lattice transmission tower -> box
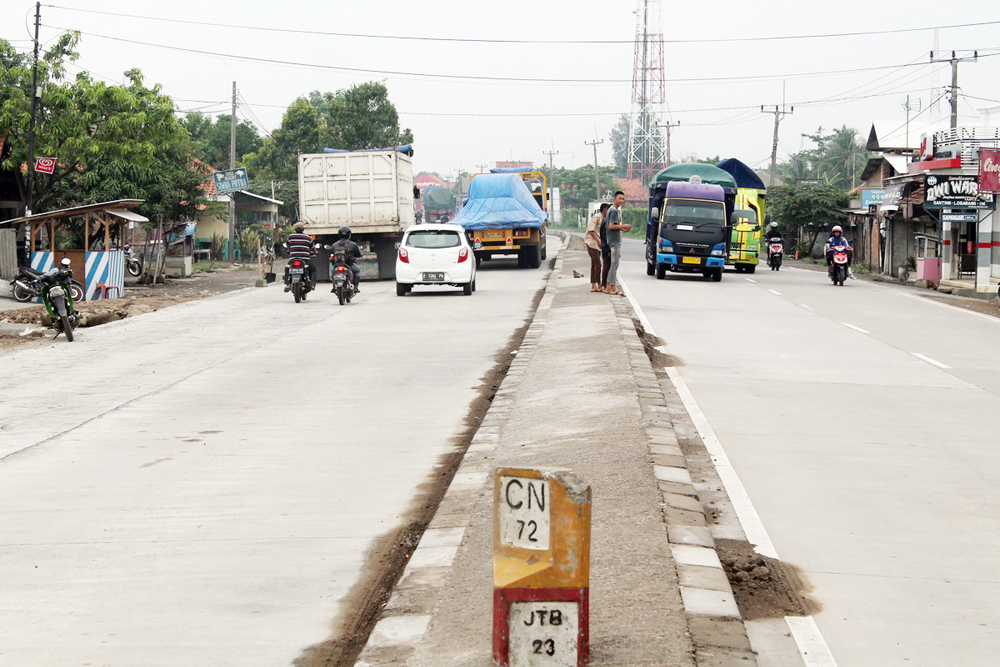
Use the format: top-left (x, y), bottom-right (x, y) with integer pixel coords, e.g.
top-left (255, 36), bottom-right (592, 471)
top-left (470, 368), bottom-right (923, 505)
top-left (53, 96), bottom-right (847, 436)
top-left (627, 0), bottom-right (666, 185)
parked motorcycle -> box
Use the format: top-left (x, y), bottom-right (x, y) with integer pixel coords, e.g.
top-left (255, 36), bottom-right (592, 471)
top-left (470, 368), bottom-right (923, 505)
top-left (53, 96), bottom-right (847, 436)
top-left (39, 258), bottom-right (80, 341)
top-left (329, 247), bottom-right (356, 306)
top-left (11, 265), bottom-right (85, 304)
top-left (124, 243), bottom-right (143, 277)
top-left (829, 243), bottom-right (851, 286)
top-left (766, 238), bottom-right (784, 271)
top-left (286, 258), bottom-right (314, 303)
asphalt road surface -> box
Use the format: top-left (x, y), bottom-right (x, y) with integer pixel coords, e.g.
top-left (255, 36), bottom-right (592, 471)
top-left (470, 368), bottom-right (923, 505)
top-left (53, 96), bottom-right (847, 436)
top-left (0, 241), bottom-right (557, 666)
top-left (619, 236), bottom-right (1000, 667)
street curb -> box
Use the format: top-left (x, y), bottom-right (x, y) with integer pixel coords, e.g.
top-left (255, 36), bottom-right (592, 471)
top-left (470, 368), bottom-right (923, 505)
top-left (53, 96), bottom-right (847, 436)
top-left (610, 295), bottom-right (758, 666)
top-left (353, 249), bottom-right (565, 666)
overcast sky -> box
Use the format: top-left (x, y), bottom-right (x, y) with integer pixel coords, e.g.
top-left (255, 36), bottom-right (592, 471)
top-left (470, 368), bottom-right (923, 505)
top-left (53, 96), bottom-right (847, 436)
top-left (4, 0), bottom-right (1000, 179)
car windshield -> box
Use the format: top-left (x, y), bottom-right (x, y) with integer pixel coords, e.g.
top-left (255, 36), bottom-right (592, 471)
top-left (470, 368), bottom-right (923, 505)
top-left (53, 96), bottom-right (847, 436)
top-left (662, 200), bottom-right (725, 228)
top-left (406, 230), bottom-right (462, 249)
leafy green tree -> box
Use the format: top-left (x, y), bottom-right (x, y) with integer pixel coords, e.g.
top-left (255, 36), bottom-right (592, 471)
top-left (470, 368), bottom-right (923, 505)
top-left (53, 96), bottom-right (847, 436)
top-left (181, 112), bottom-right (262, 169)
top-left (609, 113), bottom-right (630, 176)
top-left (541, 164), bottom-right (620, 210)
top-left (767, 183), bottom-right (848, 254)
top-left (777, 126), bottom-right (869, 190)
top-left (0, 35), bottom-right (204, 221)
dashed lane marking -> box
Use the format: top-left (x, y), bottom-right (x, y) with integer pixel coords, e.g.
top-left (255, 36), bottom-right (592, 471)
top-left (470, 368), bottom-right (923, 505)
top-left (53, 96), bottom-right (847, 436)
top-left (912, 352), bottom-right (951, 369)
top-left (744, 278), bottom-right (757, 283)
top-left (841, 323), bottom-right (870, 334)
top-left (800, 304), bottom-right (814, 312)
top-left (768, 289), bottom-right (782, 295)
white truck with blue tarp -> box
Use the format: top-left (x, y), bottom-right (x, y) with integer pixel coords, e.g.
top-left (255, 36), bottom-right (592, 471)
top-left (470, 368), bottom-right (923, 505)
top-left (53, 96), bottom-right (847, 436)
top-left (452, 170), bottom-right (548, 269)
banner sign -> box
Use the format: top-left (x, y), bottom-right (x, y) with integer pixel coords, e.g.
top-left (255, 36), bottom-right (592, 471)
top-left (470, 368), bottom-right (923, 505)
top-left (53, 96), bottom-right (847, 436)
top-left (979, 149), bottom-right (1000, 194)
top-left (34, 157), bottom-right (56, 174)
top-left (881, 183), bottom-right (906, 212)
top-left (861, 189), bottom-right (885, 208)
top-left (212, 167), bottom-right (250, 194)
top-left (923, 174), bottom-right (994, 210)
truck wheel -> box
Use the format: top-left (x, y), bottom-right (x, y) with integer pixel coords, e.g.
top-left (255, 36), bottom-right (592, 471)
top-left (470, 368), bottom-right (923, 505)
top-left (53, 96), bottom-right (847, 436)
top-left (646, 259), bottom-right (655, 276)
top-left (518, 250), bottom-right (529, 269)
top-left (712, 268), bottom-right (723, 282)
top-left (746, 264), bottom-right (756, 274)
top-left (528, 245), bottom-right (541, 269)
top-left (541, 243), bottom-right (547, 260)
top-left (656, 263), bottom-right (667, 280)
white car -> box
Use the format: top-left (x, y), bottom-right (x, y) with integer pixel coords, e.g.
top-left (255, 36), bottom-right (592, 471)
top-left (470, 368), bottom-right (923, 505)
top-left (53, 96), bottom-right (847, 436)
top-left (395, 224), bottom-right (477, 296)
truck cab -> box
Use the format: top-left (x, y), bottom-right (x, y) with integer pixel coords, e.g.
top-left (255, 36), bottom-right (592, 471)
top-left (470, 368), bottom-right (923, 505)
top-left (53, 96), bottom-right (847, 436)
top-left (648, 180), bottom-right (729, 282)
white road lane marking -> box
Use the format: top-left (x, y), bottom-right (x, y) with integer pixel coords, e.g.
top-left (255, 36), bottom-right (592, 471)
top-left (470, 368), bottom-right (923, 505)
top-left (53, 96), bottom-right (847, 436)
top-left (841, 323), bottom-right (870, 334)
top-left (900, 292), bottom-right (1000, 326)
top-left (665, 367), bottom-right (778, 558)
top-left (912, 352), bottom-right (951, 369)
top-left (800, 304), bottom-right (814, 312)
top-left (785, 616), bottom-right (839, 667)
top-left (744, 278), bottom-right (757, 283)
top-left (626, 285), bottom-right (839, 666)
top-left (768, 289), bottom-right (782, 295)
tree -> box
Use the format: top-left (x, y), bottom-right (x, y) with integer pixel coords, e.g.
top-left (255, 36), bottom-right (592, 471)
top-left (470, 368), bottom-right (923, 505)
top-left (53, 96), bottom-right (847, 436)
top-left (609, 111), bottom-right (666, 178)
top-left (0, 35), bottom-right (205, 222)
top-left (181, 112), bottom-right (262, 169)
top-left (541, 164), bottom-right (620, 210)
top-left (609, 113), bottom-right (630, 176)
top-left (777, 126), bottom-right (869, 190)
top-left (767, 183), bottom-right (848, 254)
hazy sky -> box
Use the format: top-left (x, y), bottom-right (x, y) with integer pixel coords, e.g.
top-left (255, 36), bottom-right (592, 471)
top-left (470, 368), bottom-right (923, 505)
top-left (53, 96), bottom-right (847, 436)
top-left (4, 0), bottom-right (1000, 179)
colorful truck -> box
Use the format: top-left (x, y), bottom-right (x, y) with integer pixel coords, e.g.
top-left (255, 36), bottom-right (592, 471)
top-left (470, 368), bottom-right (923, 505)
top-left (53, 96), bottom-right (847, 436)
top-left (716, 158), bottom-right (768, 273)
top-left (453, 169), bottom-right (548, 269)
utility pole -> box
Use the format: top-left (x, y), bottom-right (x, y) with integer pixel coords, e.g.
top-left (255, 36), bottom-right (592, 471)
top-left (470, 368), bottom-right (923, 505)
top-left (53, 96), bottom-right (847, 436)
top-left (657, 121), bottom-right (680, 166)
top-left (543, 146), bottom-right (559, 187)
top-left (25, 1), bottom-right (41, 216)
top-left (762, 104), bottom-right (793, 189)
top-left (902, 96), bottom-right (921, 149)
top-left (930, 50), bottom-right (978, 129)
top-left (228, 81), bottom-right (237, 260)
top-left (585, 139), bottom-right (603, 200)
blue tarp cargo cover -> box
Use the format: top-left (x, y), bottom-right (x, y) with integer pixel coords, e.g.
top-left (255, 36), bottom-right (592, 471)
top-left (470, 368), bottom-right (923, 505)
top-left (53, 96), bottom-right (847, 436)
top-left (452, 174), bottom-right (548, 231)
top-left (715, 158), bottom-right (766, 191)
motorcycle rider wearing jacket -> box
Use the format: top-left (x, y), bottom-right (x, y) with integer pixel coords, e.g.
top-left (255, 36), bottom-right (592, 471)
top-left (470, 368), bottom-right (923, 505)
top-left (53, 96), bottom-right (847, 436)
top-left (330, 226), bottom-right (363, 292)
top-left (765, 221), bottom-right (782, 240)
top-left (824, 225), bottom-right (853, 278)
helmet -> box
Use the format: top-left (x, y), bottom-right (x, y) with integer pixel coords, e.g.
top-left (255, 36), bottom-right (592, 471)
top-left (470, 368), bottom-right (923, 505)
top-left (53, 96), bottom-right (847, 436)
top-left (294, 223), bottom-right (305, 232)
top-left (769, 221), bottom-right (778, 229)
top-left (832, 225), bottom-right (843, 233)
top-left (338, 226), bottom-right (352, 239)
top-left (59, 257), bottom-right (71, 268)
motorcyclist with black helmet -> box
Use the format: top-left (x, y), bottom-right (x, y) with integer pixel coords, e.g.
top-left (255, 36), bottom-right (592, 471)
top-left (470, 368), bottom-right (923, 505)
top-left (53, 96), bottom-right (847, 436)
top-left (330, 226), bottom-right (363, 292)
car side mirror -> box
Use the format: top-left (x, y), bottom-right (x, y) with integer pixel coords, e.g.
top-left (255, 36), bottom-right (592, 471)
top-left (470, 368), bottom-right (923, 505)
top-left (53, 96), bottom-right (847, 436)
top-left (650, 207), bottom-right (659, 221)
top-left (764, 214), bottom-right (771, 225)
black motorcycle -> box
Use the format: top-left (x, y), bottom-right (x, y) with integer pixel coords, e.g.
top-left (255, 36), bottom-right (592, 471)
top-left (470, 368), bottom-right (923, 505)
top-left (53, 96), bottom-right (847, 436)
top-left (11, 264), bottom-right (85, 304)
top-left (39, 258), bottom-right (80, 341)
top-left (286, 258), bottom-right (314, 303)
top-left (329, 247), bottom-right (356, 306)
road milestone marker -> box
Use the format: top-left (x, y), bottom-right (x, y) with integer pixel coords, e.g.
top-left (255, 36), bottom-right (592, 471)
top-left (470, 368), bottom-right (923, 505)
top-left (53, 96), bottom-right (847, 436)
top-left (493, 467), bottom-right (592, 667)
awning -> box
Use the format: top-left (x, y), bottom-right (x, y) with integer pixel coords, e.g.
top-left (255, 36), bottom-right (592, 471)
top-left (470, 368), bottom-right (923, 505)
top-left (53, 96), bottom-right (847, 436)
top-left (105, 209), bottom-right (149, 223)
top-left (881, 183), bottom-right (906, 212)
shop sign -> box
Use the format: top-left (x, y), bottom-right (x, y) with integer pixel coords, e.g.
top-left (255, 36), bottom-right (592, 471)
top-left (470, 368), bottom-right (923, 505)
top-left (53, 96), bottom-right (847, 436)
top-left (979, 149), bottom-right (1000, 194)
top-left (861, 189), bottom-right (885, 208)
top-left (923, 174), bottom-right (994, 210)
top-left (881, 183), bottom-right (906, 212)
top-left (941, 212), bottom-right (980, 223)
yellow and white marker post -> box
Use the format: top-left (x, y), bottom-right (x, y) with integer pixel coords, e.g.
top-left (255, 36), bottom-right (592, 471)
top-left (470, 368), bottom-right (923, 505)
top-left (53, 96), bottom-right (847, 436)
top-left (493, 467), bottom-right (591, 667)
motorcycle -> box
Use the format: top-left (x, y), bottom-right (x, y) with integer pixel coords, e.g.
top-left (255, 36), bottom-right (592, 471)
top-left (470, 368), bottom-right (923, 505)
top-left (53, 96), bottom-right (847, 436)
top-left (766, 238), bottom-right (784, 271)
top-left (829, 243), bottom-right (851, 286)
top-left (329, 250), bottom-right (356, 306)
top-left (11, 264), bottom-right (85, 304)
top-left (286, 258), bottom-right (314, 303)
top-left (39, 258), bottom-right (80, 341)
top-left (123, 243), bottom-right (143, 277)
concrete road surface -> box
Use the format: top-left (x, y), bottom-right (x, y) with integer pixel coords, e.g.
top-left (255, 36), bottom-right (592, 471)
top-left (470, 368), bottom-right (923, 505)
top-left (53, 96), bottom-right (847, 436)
top-left (0, 241), bottom-right (557, 666)
top-left (619, 237), bottom-right (1000, 667)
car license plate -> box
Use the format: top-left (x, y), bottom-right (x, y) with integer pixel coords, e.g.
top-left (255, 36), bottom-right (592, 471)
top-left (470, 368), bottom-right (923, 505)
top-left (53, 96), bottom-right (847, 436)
top-left (289, 267), bottom-right (304, 274)
top-left (682, 256), bottom-right (701, 265)
top-left (423, 272), bottom-right (445, 281)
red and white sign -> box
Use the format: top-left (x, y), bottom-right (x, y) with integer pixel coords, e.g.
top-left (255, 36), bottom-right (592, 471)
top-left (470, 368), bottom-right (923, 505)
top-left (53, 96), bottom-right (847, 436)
top-left (979, 149), bottom-right (1000, 194)
top-left (34, 157), bottom-right (56, 174)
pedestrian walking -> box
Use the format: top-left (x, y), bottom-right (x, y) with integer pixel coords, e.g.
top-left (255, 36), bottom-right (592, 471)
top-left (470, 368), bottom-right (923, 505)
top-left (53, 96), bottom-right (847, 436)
top-left (585, 204), bottom-right (608, 292)
top-left (603, 191), bottom-right (630, 295)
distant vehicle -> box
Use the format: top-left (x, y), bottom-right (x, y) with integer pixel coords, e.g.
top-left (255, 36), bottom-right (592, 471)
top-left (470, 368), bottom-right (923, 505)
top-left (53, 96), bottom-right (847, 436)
top-left (766, 237), bottom-right (784, 270)
top-left (423, 186), bottom-right (457, 223)
top-left (286, 257), bottom-right (315, 303)
top-left (829, 242), bottom-right (851, 286)
top-left (453, 169), bottom-right (548, 269)
top-left (297, 145), bottom-right (416, 281)
top-left (647, 179), bottom-right (729, 282)
top-left (395, 224), bottom-right (477, 296)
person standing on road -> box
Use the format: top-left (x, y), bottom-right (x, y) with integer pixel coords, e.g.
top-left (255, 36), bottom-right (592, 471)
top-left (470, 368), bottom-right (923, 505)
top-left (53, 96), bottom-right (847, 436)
top-left (585, 203), bottom-right (608, 292)
top-left (603, 191), bottom-right (631, 295)
top-left (600, 205), bottom-right (611, 289)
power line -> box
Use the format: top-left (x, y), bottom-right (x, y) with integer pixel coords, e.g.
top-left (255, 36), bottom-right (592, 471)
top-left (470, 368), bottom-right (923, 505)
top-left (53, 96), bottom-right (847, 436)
top-left (42, 6), bottom-right (1000, 46)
